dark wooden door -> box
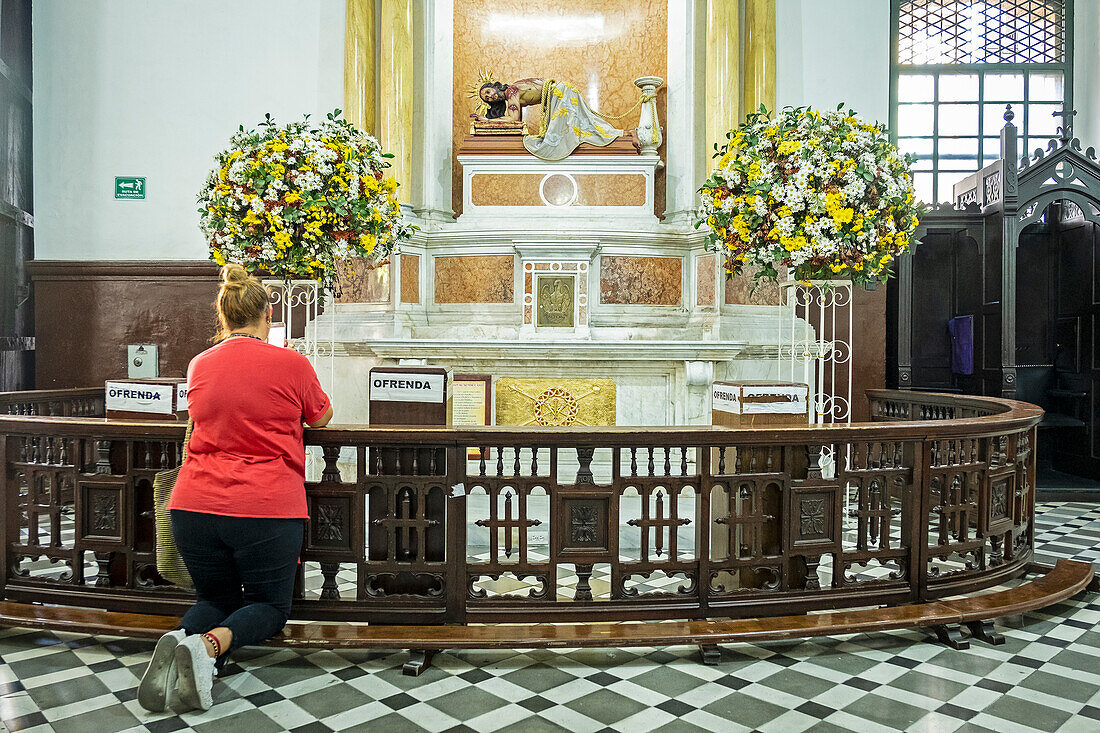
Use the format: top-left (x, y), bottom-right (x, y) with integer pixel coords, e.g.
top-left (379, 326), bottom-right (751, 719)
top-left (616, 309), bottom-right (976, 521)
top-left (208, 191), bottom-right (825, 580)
top-left (1013, 204), bottom-right (1100, 478)
top-left (1049, 210), bottom-right (1100, 476)
top-left (0, 0), bottom-right (33, 391)
top-left (903, 225), bottom-right (988, 394)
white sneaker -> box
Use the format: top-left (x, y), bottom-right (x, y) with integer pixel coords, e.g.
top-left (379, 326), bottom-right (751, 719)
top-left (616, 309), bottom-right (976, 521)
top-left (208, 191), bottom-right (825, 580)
top-left (137, 629), bottom-right (185, 712)
top-left (172, 634), bottom-right (217, 712)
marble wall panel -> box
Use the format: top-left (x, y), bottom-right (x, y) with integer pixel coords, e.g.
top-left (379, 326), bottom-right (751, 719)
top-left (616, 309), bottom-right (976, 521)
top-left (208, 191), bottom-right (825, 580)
top-left (452, 0), bottom-right (668, 217)
top-left (434, 254), bottom-right (515, 303)
top-left (696, 254), bottom-right (716, 306)
top-left (400, 253), bottom-right (420, 303)
top-left (723, 264), bottom-right (787, 306)
top-left (541, 174), bottom-right (574, 206)
top-left (600, 255), bottom-right (681, 305)
top-left (470, 173), bottom-right (647, 207)
top-left (573, 174), bottom-right (646, 206)
top-left (336, 259), bottom-right (390, 303)
top-left (470, 174), bottom-right (543, 206)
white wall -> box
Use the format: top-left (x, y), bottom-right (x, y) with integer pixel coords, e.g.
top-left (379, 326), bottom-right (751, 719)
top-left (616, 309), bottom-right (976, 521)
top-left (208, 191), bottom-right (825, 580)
top-left (775, 0), bottom-right (891, 124)
top-left (33, 0), bottom-right (345, 261)
top-left (1074, 0), bottom-right (1100, 148)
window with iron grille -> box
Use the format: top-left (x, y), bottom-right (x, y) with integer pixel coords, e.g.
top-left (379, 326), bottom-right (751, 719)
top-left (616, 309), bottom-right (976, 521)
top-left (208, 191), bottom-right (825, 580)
top-left (891, 0), bottom-right (1073, 204)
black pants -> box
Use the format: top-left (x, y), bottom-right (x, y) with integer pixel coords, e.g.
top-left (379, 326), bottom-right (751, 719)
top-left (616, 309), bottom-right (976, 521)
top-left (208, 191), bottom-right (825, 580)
top-left (171, 510), bottom-right (303, 653)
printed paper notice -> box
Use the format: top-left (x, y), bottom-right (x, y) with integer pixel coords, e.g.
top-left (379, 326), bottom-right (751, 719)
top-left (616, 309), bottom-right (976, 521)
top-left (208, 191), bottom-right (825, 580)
top-left (369, 372), bottom-right (445, 403)
top-left (105, 382), bottom-right (174, 415)
top-left (711, 385), bottom-right (741, 414)
top-left (452, 380), bottom-right (488, 426)
top-left (740, 385), bottom-right (808, 414)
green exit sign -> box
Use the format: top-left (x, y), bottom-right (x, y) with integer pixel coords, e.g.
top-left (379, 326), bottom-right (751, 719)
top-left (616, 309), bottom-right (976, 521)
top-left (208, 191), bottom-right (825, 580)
top-left (114, 176), bottom-right (146, 199)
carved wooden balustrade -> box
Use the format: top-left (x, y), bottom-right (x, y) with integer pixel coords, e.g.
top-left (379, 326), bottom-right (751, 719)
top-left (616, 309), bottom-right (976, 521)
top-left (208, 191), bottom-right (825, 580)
top-left (0, 387), bottom-right (104, 418)
top-left (0, 389), bottom-right (1041, 625)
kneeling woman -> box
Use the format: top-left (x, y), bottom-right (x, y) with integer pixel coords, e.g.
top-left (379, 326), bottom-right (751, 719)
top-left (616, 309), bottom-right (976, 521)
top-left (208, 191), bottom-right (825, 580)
top-left (139, 264), bottom-right (333, 713)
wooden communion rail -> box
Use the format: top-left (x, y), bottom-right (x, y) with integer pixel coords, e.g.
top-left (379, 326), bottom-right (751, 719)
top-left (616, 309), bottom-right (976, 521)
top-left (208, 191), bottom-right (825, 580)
top-left (0, 388), bottom-right (1094, 674)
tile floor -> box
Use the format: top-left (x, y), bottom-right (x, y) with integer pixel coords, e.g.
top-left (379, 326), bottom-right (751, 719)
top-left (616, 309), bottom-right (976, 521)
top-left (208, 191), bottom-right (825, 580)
top-left (0, 501), bottom-right (1097, 733)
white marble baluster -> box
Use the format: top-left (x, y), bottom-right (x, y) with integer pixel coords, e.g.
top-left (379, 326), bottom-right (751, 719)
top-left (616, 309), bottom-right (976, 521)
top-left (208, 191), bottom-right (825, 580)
top-left (634, 76), bottom-right (664, 157)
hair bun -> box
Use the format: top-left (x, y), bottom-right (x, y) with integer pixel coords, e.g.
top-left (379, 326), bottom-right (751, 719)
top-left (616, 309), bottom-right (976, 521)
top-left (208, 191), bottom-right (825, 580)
top-left (220, 263), bottom-right (251, 285)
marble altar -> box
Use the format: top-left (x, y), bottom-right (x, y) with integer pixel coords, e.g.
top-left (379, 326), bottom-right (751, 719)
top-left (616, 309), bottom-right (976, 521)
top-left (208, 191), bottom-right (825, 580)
top-left (313, 220), bottom-right (800, 430)
top-left (309, 4), bottom-right (809, 435)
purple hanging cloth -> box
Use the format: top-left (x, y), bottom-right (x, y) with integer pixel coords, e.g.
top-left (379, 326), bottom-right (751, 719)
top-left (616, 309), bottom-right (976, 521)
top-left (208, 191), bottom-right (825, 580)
top-left (948, 316), bottom-right (974, 376)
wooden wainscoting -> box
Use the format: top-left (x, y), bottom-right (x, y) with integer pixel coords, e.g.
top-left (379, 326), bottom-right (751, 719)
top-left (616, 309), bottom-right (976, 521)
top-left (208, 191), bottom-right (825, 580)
top-left (28, 260), bottom-right (220, 388)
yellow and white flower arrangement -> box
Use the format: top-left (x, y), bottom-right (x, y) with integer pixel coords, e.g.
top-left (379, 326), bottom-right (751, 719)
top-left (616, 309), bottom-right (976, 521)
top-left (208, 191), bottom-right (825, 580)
top-left (198, 109), bottom-right (412, 292)
top-left (697, 105), bottom-right (923, 287)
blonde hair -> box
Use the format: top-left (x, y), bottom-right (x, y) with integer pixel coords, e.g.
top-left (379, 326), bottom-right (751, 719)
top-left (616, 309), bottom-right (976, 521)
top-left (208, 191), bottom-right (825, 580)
top-left (214, 264), bottom-right (270, 341)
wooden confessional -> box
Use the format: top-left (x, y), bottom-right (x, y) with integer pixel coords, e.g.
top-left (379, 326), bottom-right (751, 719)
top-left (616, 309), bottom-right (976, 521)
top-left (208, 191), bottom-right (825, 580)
top-left (890, 108), bottom-right (1100, 478)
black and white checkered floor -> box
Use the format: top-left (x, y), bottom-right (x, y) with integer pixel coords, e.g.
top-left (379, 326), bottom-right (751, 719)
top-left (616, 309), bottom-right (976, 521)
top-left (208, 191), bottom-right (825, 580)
top-left (1, 501), bottom-right (1098, 733)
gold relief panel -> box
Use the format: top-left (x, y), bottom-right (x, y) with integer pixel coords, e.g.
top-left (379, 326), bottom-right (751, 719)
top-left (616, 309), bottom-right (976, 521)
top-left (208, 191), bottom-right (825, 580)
top-left (496, 377), bottom-right (616, 427)
top-left (400, 253), bottom-right (420, 304)
top-left (434, 254), bottom-right (515, 304)
top-left (452, 0), bottom-right (668, 217)
top-left (535, 275), bottom-right (575, 328)
top-left (523, 260), bottom-right (589, 327)
top-left (335, 259), bottom-right (390, 303)
top-left (600, 255), bottom-right (681, 306)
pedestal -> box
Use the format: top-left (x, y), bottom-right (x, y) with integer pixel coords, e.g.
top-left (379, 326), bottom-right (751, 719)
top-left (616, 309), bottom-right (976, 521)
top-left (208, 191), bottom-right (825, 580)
top-left (456, 154), bottom-right (660, 226)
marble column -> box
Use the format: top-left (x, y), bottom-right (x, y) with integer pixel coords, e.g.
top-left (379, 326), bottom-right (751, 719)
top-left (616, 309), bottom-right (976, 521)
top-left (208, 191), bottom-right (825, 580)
top-left (744, 0), bottom-right (776, 115)
top-left (412, 0), bottom-right (454, 226)
top-left (344, 0), bottom-right (376, 135)
top-left (663, 0), bottom-right (707, 228)
top-left (705, 0), bottom-right (740, 154)
top-left (380, 0), bottom-right (414, 205)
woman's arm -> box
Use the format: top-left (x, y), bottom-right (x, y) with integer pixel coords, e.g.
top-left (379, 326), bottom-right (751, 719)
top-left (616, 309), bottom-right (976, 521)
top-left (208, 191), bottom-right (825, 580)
top-left (306, 404), bottom-right (333, 428)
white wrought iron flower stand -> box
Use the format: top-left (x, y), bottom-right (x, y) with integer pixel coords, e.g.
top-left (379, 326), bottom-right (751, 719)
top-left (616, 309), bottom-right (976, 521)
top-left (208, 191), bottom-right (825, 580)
top-left (262, 279), bottom-right (336, 383)
top-left (777, 280), bottom-right (854, 428)
top-left (264, 279), bottom-right (336, 481)
top-left (777, 279), bottom-right (856, 519)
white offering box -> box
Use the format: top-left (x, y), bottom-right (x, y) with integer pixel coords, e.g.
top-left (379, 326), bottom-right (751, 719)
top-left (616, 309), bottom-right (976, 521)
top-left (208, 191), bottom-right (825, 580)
top-left (104, 378), bottom-right (188, 422)
top-left (711, 381), bottom-right (810, 428)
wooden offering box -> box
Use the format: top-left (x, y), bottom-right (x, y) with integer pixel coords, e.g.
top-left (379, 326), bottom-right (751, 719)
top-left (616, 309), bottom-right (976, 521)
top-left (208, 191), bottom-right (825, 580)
top-left (711, 381), bottom-right (810, 428)
top-left (710, 381), bottom-right (809, 581)
top-left (366, 366), bottom-right (452, 571)
top-left (104, 378), bottom-right (188, 422)
top-left (368, 367), bottom-right (452, 426)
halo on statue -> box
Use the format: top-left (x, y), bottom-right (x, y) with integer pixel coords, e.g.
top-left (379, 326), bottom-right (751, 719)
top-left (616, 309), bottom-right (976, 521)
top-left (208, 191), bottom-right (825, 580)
top-left (465, 67), bottom-right (496, 115)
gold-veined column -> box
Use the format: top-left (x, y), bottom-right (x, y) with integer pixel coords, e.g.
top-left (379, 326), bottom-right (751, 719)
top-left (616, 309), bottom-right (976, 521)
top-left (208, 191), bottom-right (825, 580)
top-left (744, 0), bottom-right (776, 115)
top-left (344, 0), bottom-right (375, 135)
top-left (705, 0), bottom-right (740, 155)
top-left (380, 0), bottom-right (413, 203)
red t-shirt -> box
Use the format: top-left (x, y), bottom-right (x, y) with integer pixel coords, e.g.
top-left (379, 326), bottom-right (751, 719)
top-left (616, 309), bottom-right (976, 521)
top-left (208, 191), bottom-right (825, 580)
top-left (168, 337), bottom-right (331, 519)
